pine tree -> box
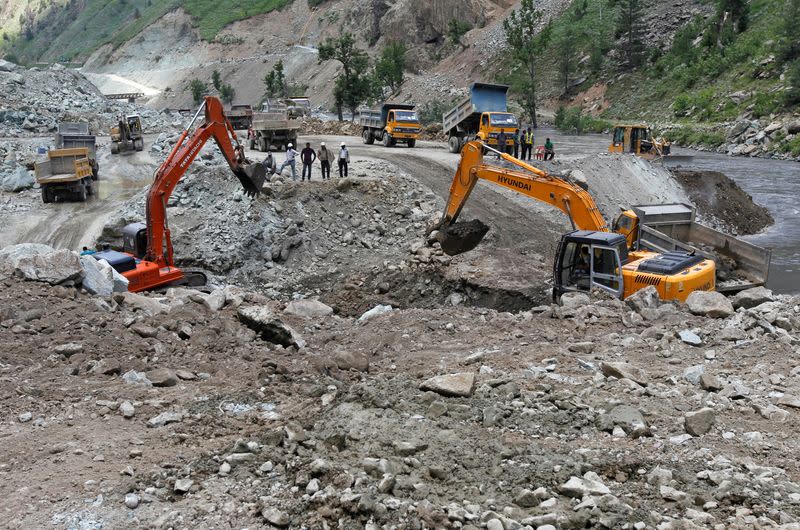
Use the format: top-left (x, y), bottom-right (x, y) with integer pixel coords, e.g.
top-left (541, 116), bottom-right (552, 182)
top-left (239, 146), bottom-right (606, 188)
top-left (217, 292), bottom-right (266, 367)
top-left (616, 0), bottom-right (645, 69)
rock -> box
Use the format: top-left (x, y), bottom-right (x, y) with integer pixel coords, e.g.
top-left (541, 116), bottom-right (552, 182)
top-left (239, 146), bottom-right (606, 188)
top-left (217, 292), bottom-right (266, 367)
top-left (174, 479), bottom-right (194, 493)
top-left (514, 489), bottom-right (539, 508)
top-left (261, 507), bottom-right (290, 527)
top-left (54, 342), bottom-right (83, 358)
top-left (679, 329), bottom-right (702, 346)
top-left (119, 401), bottom-right (135, 418)
top-left (202, 289), bottom-right (226, 311)
top-left (600, 361), bottom-right (648, 386)
top-left (124, 493), bottom-right (139, 509)
top-left (684, 408), bottom-right (715, 436)
top-left (334, 351), bottom-right (370, 372)
top-left (122, 370), bottom-right (152, 386)
top-left (560, 472), bottom-right (611, 497)
top-left (660, 485), bottom-right (687, 502)
top-left (0, 244), bottom-right (83, 285)
top-left (0, 59), bottom-right (17, 72)
top-left (283, 299), bottom-right (333, 318)
top-left (419, 372), bottom-right (475, 397)
top-left (486, 520), bottom-right (504, 530)
top-left (731, 286), bottom-right (773, 309)
top-left (79, 255), bottom-right (114, 297)
top-left (145, 368), bottom-right (177, 387)
top-left (560, 291), bottom-right (590, 309)
top-left (787, 121), bottom-right (800, 135)
top-left (175, 370), bottom-right (196, 380)
top-left (1, 166), bottom-right (34, 192)
top-left (700, 373), bottom-right (723, 391)
top-left (778, 394), bottom-right (800, 408)
top-left (130, 323), bottom-right (158, 338)
top-left (146, 411), bottom-right (183, 428)
top-left (96, 259), bottom-right (129, 292)
top-left (683, 364), bottom-right (705, 385)
top-left (115, 291), bottom-right (168, 315)
top-left (358, 304), bottom-right (394, 322)
top-left (625, 285), bottom-right (660, 312)
top-left (237, 306), bottom-right (305, 348)
top-left (604, 405), bottom-right (649, 437)
top-left (393, 440), bottom-right (428, 456)
top-left (18, 412), bottom-right (32, 423)
top-left (685, 291), bottom-right (734, 318)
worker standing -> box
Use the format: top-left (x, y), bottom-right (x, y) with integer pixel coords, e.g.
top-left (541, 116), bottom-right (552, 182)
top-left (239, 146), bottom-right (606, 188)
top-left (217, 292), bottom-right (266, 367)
top-left (278, 143), bottom-right (301, 181)
top-left (496, 130), bottom-right (507, 158)
top-left (513, 129), bottom-right (520, 158)
top-left (544, 138), bottom-right (555, 161)
top-left (523, 127), bottom-right (534, 161)
top-left (338, 142), bottom-right (350, 178)
top-left (317, 142), bottom-right (333, 180)
top-left (300, 142), bottom-right (316, 181)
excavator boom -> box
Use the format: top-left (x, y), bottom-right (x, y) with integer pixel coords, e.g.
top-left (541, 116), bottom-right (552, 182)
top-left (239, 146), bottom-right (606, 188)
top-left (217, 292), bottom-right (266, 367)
top-left (115, 96), bottom-right (265, 292)
top-left (433, 141), bottom-right (607, 255)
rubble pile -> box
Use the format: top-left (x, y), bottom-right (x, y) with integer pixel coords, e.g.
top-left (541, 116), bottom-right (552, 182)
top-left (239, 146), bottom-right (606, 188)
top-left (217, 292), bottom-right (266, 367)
top-left (3, 245), bottom-right (800, 528)
top-left (298, 116), bottom-right (362, 136)
top-left (0, 61), bottom-right (186, 138)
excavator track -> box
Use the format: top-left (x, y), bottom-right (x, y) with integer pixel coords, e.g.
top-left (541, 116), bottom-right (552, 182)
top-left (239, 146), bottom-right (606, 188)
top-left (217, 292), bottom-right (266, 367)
top-left (151, 268), bottom-right (211, 293)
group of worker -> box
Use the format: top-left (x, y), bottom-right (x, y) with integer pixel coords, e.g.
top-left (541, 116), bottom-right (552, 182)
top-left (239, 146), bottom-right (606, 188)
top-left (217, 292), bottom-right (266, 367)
top-left (262, 141), bottom-right (351, 181)
top-left (496, 128), bottom-right (555, 161)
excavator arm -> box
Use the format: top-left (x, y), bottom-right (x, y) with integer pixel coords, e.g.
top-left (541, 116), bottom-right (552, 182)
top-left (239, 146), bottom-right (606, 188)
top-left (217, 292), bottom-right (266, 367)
top-left (432, 141), bottom-right (608, 255)
top-left (145, 96), bottom-right (266, 267)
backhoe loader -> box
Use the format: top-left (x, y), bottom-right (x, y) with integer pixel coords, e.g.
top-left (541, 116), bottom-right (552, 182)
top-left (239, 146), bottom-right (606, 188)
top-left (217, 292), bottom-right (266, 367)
top-left (608, 124), bottom-right (692, 162)
top-left (92, 96), bottom-right (266, 292)
top-left (430, 141), bottom-right (717, 302)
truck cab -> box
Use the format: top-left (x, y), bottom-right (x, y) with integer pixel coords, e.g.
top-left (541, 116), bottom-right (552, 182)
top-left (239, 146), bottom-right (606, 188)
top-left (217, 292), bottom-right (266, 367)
top-left (385, 108), bottom-right (421, 145)
top-left (360, 103), bottom-right (421, 147)
top-left (479, 112), bottom-right (518, 150)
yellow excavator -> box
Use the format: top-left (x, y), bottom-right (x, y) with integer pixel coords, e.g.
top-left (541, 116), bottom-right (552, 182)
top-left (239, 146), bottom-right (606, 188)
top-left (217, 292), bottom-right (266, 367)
top-left (430, 141), bottom-right (716, 302)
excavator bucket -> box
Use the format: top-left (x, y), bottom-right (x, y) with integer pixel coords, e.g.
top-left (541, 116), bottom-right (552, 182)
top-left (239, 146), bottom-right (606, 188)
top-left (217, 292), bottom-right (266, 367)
top-left (233, 162), bottom-right (266, 197)
top-left (436, 219), bottom-right (490, 256)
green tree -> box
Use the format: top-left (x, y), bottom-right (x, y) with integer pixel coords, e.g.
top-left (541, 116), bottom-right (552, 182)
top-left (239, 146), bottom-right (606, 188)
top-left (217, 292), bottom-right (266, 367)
top-left (778, 0), bottom-right (800, 64)
top-left (318, 33), bottom-right (371, 121)
top-left (189, 79), bottom-right (207, 105)
top-left (219, 83), bottom-right (235, 103)
top-left (373, 41), bottom-right (406, 95)
top-left (616, 0), bottom-right (644, 69)
top-left (503, 0), bottom-right (550, 127)
top-left (557, 26), bottom-right (578, 96)
top-left (264, 60), bottom-right (286, 97)
top-left (448, 18), bottom-right (472, 46)
top-left (211, 69), bottom-right (222, 91)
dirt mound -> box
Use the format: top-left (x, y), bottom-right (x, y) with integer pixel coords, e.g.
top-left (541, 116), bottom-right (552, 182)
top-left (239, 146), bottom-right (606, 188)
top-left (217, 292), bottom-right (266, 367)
top-left (672, 169), bottom-right (774, 235)
top-left (298, 117), bottom-right (362, 137)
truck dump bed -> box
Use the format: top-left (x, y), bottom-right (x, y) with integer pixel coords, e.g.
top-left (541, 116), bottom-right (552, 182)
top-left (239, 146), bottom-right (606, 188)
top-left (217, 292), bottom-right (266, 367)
top-left (55, 122), bottom-right (97, 157)
top-left (35, 148), bottom-right (94, 183)
top-left (251, 111), bottom-right (299, 131)
top-left (359, 103), bottom-right (415, 129)
top-left (633, 203), bottom-right (771, 291)
top-left (443, 83), bottom-right (509, 133)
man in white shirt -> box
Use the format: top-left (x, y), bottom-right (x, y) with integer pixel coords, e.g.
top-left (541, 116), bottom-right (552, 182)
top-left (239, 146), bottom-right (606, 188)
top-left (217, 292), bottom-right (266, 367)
top-left (338, 142), bottom-right (350, 178)
top-left (278, 143), bottom-right (301, 181)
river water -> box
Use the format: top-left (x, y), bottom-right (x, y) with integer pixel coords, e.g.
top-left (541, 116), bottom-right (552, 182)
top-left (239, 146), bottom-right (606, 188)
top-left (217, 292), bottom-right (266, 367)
top-left (533, 127), bottom-right (800, 293)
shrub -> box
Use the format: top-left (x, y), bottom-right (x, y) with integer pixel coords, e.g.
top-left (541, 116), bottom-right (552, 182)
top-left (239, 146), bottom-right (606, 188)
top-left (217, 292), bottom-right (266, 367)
top-left (555, 106), bottom-right (610, 134)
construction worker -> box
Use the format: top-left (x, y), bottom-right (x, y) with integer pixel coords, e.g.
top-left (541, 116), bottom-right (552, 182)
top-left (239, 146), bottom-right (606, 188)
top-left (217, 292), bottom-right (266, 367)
top-left (300, 142), bottom-right (316, 181)
top-left (263, 149), bottom-right (277, 176)
top-left (278, 142), bottom-right (300, 181)
top-left (544, 138), bottom-right (555, 161)
top-left (523, 127), bottom-right (534, 161)
top-left (317, 142), bottom-right (333, 180)
top-left (496, 130), bottom-right (507, 158)
top-left (338, 142), bottom-right (350, 178)
top-left (513, 129), bottom-right (520, 158)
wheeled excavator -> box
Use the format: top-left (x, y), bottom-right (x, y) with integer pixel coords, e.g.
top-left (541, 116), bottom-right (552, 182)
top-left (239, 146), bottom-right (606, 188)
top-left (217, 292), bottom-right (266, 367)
top-left (92, 96), bottom-right (266, 292)
top-left (430, 141), bottom-right (717, 302)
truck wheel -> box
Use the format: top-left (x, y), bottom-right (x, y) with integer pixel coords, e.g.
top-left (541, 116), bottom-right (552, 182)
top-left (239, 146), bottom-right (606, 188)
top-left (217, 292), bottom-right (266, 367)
top-left (448, 136), bottom-right (461, 153)
top-left (249, 138), bottom-right (256, 150)
top-left (259, 137), bottom-right (267, 152)
top-left (407, 139), bottom-right (416, 148)
top-left (383, 133), bottom-right (392, 147)
top-left (111, 142), bottom-right (120, 154)
top-left (362, 129), bottom-right (374, 145)
top-left (41, 187), bottom-right (51, 204)
top-left (91, 160), bottom-right (99, 180)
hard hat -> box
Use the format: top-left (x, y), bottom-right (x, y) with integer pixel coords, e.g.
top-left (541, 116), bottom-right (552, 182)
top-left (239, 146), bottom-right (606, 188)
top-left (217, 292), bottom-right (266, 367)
top-left (287, 143), bottom-right (293, 148)
top-left (320, 142), bottom-right (325, 146)
top-left (340, 142), bottom-right (346, 146)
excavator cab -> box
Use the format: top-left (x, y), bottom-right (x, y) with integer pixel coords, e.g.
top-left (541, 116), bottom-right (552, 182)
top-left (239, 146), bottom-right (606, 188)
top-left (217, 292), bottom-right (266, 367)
top-left (553, 231), bottom-right (629, 301)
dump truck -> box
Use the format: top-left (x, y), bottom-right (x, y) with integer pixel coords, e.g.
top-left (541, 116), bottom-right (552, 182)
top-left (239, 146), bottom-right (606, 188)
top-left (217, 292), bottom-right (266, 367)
top-left (55, 122), bottom-right (99, 179)
top-left (623, 203), bottom-right (771, 291)
top-left (443, 83), bottom-right (519, 154)
top-left (35, 147), bottom-right (95, 203)
top-left (110, 115), bottom-right (144, 154)
top-left (287, 97), bottom-right (311, 118)
top-left (249, 110), bottom-right (299, 152)
top-left (227, 104), bottom-right (254, 130)
top-left (359, 103), bottom-right (421, 148)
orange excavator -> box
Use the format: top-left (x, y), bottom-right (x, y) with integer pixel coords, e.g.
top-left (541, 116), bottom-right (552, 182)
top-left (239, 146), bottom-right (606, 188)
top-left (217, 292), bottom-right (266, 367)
top-left (93, 96), bottom-right (266, 292)
top-left (430, 141), bottom-right (716, 302)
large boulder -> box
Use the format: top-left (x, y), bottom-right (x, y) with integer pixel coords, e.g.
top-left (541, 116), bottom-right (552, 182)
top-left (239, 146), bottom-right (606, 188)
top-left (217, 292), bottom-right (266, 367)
top-left (419, 372), bottom-right (476, 397)
top-left (238, 305), bottom-right (305, 348)
top-left (79, 256), bottom-right (114, 297)
top-left (685, 291), bottom-right (734, 318)
top-left (731, 286), bottom-right (773, 309)
top-left (1, 166), bottom-right (35, 192)
top-left (0, 244), bottom-right (83, 285)
top-left (625, 286), bottom-right (660, 313)
top-left (284, 299), bottom-right (334, 318)
top-left (0, 59), bottom-right (17, 72)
